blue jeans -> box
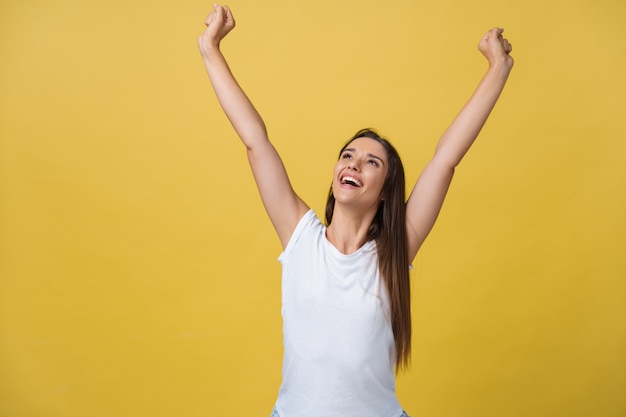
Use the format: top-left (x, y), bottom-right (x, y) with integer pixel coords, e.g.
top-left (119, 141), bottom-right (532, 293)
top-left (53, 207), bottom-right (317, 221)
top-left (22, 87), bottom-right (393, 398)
top-left (270, 407), bottom-right (410, 417)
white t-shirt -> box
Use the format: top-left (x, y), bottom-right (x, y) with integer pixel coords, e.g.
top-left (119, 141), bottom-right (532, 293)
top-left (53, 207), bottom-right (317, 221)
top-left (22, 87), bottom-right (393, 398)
top-left (275, 210), bottom-right (403, 417)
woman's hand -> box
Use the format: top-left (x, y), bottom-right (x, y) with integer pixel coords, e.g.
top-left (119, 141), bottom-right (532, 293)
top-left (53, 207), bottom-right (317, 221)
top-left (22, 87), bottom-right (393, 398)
top-left (478, 27), bottom-right (514, 69)
top-left (198, 4), bottom-right (236, 56)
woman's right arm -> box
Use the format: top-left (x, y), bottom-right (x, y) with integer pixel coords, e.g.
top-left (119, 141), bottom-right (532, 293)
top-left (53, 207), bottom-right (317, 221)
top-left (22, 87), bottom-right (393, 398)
top-left (198, 4), bottom-right (309, 248)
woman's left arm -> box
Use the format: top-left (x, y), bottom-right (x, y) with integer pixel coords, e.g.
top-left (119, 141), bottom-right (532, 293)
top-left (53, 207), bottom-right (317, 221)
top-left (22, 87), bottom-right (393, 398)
top-left (406, 28), bottom-right (514, 261)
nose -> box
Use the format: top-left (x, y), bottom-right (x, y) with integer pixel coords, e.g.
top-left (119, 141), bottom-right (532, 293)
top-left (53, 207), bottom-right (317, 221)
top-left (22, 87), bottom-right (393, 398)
top-left (348, 159), bottom-right (360, 171)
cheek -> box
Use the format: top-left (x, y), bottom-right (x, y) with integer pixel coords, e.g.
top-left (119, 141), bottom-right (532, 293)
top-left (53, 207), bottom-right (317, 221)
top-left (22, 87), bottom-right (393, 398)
top-left (376, 170), bottom-right (389, 187)
top-left (367, 175), bottom-right (386, 198)
top-left (375, 172), bottom-right (389, 196)
top-left (332, 164), bottom-right (342, 180)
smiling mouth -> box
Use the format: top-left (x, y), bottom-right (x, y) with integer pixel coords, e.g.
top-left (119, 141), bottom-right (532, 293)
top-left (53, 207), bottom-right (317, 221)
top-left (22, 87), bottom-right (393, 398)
top-left (341, 175), bottom-right (362, 187)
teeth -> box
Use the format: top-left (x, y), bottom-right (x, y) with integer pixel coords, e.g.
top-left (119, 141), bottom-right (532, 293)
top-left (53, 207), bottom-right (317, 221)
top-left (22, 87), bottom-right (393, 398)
top-left (341, 176), bottom-right (362, 186)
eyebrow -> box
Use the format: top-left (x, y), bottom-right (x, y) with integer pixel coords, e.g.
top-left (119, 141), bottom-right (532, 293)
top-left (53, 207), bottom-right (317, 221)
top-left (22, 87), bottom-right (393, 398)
top-left (344, 148), bottom-right (385, 165)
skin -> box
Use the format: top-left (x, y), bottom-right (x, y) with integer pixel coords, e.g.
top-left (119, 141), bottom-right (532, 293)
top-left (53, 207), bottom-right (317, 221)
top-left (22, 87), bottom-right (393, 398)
top-left (328, 137), bottom-right (389, 254)
top-left (198, 4), bottom-right (514, 260)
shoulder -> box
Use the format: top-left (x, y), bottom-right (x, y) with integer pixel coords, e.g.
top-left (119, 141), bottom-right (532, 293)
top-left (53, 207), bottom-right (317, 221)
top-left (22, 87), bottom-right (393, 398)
top-left (278, 209), bottom-right (322, 264)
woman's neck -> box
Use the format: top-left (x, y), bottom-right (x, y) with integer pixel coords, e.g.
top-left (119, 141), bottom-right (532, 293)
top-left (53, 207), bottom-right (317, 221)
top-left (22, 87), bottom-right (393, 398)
top-left (325, 205), bottom-right (377, 255)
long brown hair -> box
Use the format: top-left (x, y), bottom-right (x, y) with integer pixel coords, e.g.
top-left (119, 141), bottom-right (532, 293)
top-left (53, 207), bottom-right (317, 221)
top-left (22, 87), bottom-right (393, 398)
top-left (325, 128), bottom-right (411, 371)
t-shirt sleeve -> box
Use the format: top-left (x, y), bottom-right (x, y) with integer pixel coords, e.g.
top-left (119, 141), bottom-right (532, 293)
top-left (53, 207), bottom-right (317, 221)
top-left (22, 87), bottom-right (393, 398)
top-left (278, 209), bottom-right (316, 265)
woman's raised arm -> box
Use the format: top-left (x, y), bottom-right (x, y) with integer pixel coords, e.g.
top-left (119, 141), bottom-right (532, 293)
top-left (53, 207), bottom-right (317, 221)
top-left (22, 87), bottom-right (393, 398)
top-left (405, 28), bottom-right (514, 261)
top-left (198, 4), bottom-right (309, 248)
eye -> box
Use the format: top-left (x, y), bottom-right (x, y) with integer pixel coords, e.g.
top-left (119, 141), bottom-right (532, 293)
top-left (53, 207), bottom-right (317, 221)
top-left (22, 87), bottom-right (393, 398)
top-left (341, 152), bottom-right (353, 160)
top-left (367, 159), bottom-right (379, 167)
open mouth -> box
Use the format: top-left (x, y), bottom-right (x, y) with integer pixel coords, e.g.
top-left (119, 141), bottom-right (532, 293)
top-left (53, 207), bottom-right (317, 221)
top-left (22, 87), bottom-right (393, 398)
top-left (341, 175), bottom-right (362, 187)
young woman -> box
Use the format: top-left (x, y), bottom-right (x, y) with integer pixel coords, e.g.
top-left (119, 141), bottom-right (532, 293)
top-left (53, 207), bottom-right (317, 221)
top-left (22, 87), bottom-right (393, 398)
top-left (198, 4), bottom-right (513, 417)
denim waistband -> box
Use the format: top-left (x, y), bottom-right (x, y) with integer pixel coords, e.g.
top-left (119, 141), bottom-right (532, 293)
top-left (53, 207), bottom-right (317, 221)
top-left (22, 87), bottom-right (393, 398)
top-left (270, 407), bottom-right (411, 417)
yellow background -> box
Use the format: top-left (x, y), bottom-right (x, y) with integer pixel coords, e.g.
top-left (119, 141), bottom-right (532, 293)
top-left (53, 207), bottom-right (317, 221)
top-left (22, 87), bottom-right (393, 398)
top-left (1, 0), bottom-right (625, 416)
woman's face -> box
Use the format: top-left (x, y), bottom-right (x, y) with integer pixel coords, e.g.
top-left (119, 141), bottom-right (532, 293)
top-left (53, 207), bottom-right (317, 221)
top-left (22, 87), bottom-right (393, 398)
top-left (331, 137), bottom-right (389, 211)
